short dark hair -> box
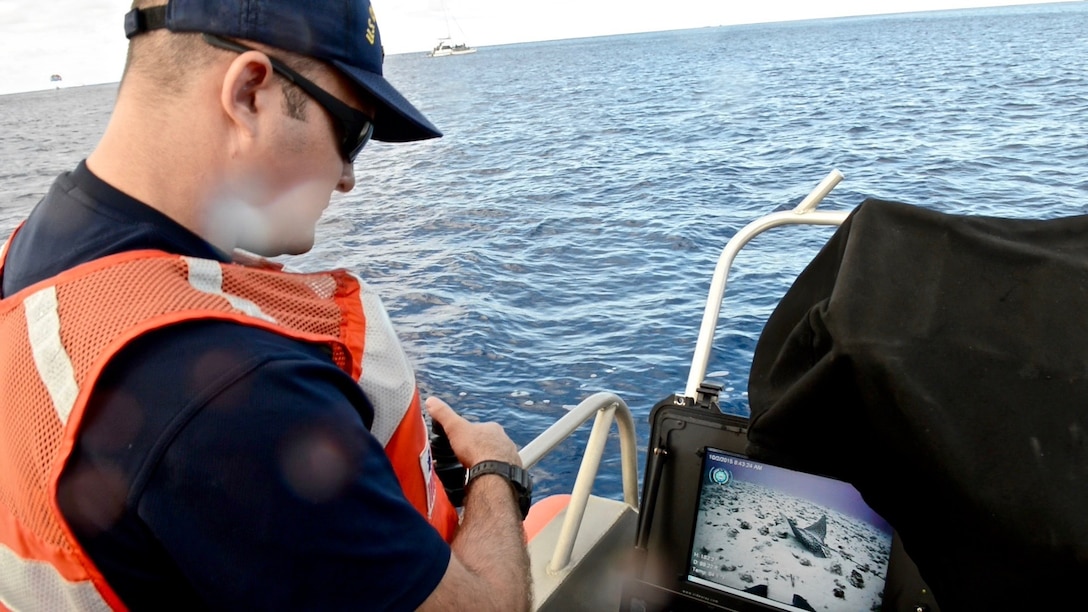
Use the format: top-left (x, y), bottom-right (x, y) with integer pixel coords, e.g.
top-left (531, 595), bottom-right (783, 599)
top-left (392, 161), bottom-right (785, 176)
top-left (122, 1), bottom-right (217, 94)
top-left (123, 0), bottom-right (323, 115)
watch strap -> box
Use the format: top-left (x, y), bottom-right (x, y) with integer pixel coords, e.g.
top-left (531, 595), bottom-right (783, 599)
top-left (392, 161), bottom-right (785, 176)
top-left (464, 460), bottom-right (532, 519)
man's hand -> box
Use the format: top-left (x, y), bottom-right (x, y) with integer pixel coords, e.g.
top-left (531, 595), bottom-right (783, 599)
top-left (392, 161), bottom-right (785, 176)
top-left (425, 397), bottom-right (522, 468)
top-left (418, 397), bottom-right (532, 612)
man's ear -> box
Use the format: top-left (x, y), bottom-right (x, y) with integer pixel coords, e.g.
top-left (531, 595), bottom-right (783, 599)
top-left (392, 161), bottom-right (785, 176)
top-left (219, 51), bottom-right (277, 149)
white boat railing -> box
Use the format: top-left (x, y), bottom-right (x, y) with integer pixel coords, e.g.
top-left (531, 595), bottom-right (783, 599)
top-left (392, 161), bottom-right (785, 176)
top-left (519, 391), bottom-right (639, 573)
top-left (684, 169), bottom-right (851, 399)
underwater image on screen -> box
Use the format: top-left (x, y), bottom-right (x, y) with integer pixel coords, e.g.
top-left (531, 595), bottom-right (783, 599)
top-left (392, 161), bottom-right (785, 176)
top-left (687, 450), bottom-right (893, 611)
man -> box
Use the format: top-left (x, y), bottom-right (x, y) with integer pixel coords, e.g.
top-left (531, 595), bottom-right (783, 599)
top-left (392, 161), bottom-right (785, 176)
top-left (0, 1), bottom-right (531, 610)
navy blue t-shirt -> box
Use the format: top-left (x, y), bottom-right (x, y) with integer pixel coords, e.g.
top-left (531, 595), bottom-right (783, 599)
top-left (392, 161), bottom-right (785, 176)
top-left (1, 163), bottom-right (451, 610)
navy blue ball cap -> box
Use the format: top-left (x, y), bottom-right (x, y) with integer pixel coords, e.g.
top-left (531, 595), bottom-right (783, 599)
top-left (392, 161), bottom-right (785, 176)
top-left (125, 0), bottom-right (441, 142)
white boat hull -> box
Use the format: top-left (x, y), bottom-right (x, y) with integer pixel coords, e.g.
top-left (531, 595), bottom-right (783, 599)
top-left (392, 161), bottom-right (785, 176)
top-left (429, 47), bottom-right (476, 57)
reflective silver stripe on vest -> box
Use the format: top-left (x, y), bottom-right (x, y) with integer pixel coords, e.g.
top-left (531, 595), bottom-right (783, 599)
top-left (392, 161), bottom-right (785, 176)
top-left (23, 287), bottom-right (79, 424)
top-left (0, 543), bottom-right (113, 611)
top-left (355, 278), bottom-right (416, 446)
top-left (184, 257), bottom-right (276, 323)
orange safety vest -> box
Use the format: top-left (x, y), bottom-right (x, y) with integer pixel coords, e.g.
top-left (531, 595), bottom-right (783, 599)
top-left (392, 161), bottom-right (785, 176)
top-left (0, 247), bottom-right (459, 611)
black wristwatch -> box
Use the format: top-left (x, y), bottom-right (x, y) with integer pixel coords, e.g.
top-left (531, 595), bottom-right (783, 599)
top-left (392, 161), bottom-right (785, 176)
top-left (464, 460), bottom-right (533, 520)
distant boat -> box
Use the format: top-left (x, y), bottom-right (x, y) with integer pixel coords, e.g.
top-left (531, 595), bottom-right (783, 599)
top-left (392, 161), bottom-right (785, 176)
top-left (428, 3), bottom-right (475, 57)
top-left (50, 74), bottom-right (62, 82)
top-left (429, 38), bottom-right (476, 57)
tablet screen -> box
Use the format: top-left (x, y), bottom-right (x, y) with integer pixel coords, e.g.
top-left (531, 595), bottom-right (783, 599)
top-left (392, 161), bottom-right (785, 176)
top-left (687, 449), bottom-right (894, 611)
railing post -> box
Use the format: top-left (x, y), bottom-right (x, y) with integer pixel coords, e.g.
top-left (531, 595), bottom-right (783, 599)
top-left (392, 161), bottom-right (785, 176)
top-left (517, 392), bottom-right (639, 573)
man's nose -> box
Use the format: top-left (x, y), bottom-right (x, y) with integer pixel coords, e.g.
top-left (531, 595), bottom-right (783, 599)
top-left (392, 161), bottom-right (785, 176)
top-left (336, 160), bottom-right (356, 193)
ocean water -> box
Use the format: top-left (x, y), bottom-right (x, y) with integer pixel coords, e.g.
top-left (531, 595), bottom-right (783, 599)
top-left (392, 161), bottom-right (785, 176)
top-left (2, 2), bottom-right (1086, 498)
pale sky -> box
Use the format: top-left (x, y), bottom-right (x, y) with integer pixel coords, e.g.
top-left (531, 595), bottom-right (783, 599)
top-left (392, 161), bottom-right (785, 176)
top-left (0, 0), bottom-right (1066, 95)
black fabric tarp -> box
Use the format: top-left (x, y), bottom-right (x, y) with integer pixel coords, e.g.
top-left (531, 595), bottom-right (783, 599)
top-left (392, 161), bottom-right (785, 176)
top-left (747, 199), bottom-right (1088, 610)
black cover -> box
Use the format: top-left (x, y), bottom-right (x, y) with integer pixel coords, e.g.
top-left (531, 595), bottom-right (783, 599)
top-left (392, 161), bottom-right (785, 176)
top-left (747, 199), bottom-right (1088, 610)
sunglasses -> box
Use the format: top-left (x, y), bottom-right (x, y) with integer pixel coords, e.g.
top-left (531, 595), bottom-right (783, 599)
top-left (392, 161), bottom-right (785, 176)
top-left (203, 33), bottom-right (374, 163)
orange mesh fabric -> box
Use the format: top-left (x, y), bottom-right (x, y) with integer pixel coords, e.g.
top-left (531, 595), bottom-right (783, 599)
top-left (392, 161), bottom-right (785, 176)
top-left (47, 254), bottom-right (357, 392)
top-left (218, 265), bottom-right (356, 372)
top-left (0, 301), bottom-right (71, 556)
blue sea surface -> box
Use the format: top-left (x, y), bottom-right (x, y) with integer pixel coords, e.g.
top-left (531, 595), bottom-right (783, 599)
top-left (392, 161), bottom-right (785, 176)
top-left (2, 2), bottom-right (1086, 499)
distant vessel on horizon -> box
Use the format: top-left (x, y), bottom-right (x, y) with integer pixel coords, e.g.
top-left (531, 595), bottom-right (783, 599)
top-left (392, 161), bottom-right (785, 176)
top-left (50, 74), bottom-right (62, 82)
top-left (429, 38), bottom-right (476, 57)
top-left (428, 2), bottom-right (475, 57)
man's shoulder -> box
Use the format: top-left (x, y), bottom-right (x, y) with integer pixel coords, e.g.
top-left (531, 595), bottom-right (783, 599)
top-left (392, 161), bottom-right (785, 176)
top-left (87, 318), bottom-right (374, 492)
top-left (2, 162), bottom-right (226, 295)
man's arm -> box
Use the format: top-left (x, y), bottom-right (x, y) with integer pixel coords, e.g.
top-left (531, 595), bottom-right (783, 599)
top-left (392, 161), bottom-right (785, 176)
top-left (417, 398), bottom-right (532, 612)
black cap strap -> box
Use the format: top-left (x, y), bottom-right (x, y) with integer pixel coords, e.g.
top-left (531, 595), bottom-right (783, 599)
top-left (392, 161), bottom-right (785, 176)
top-left (124, 5), bottom-right (168, 39)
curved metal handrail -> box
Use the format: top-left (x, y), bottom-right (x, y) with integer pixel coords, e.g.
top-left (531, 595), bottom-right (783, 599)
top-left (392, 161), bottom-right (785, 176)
top-left (518, 391), bottom-right (638, 573)
top-left (684, 169), bottom-right (850, 398)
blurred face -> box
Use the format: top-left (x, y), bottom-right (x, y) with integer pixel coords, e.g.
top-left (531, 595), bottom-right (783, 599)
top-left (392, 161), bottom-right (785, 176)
top-left (208, 38), bottom-right (374, 257)
top-left (244, 71), bottom-right (365, 256)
